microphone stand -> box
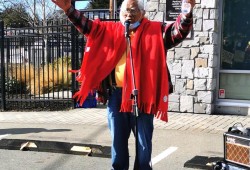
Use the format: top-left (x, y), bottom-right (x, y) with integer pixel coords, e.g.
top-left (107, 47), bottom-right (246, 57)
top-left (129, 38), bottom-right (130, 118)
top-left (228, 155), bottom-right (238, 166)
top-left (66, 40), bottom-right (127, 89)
top-left (125, 32), bottom-right (140, 170)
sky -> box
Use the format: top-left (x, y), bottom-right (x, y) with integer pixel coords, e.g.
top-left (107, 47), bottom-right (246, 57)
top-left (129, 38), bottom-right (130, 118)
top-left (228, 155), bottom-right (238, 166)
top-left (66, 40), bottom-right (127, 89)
top-left (0, 1), bottom-right (89, 10)
top-left (75, 1), bottom-right (89, 10)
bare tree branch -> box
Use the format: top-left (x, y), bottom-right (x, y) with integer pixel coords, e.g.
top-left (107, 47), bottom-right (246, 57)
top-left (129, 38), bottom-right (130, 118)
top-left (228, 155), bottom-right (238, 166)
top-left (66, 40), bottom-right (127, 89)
top-left (0, 0), bottom-right (59, 26)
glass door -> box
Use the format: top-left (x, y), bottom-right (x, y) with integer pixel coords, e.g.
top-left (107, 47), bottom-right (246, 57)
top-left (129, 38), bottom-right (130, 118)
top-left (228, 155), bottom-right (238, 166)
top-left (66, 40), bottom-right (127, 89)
top-left (219, 0), bottom-right (250, 100)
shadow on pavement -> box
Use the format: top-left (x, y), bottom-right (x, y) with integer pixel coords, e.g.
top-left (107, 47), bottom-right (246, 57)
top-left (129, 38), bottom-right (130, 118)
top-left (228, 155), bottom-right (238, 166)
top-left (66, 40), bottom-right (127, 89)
top-left (0, 128), bottom-right (71, 135)
top-left (184, 155), bottom-right (223, 169)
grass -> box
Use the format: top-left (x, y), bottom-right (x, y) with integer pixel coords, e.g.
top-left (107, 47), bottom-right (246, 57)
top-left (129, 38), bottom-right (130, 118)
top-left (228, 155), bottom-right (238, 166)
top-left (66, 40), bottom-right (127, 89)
top-left (8, 56), bottom-right (72, 95)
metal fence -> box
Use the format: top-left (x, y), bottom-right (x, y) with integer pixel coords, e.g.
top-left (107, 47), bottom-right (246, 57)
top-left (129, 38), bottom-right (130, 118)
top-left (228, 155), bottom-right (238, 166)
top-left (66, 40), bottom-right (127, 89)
top-left (0, 9), bottom-right (119, 111)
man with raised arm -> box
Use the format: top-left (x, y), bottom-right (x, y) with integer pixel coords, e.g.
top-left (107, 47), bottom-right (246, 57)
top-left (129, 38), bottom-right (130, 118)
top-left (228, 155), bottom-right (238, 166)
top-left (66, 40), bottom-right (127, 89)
top-left (52, 0), bottom-right (195, 169)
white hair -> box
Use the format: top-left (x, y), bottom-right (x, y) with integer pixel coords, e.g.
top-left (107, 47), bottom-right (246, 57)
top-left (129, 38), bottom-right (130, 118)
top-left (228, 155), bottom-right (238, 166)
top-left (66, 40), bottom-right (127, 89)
top-left (120, 0), bottom-right (145, 12)
top-left (137, 0), bottom-right (145, 11)
top-left (119, 0), bottom-right (145, 24)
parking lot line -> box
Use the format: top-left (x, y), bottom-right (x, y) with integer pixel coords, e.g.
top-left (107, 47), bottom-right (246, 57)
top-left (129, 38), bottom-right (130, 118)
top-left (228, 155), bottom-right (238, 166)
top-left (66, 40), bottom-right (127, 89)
top-left (151, 146), bottom-right (178, 166)
top-left (0, 134), bottom-right (11, 140)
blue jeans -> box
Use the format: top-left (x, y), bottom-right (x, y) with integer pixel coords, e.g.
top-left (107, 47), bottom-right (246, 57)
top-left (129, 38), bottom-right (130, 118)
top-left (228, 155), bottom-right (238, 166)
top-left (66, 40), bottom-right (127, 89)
top-left (107, 88), bottom-right (154, 170)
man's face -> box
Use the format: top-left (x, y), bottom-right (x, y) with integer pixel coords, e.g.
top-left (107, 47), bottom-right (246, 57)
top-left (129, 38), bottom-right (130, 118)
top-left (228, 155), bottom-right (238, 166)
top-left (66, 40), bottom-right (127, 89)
top-left (120, 0), bottom-right (144, 24)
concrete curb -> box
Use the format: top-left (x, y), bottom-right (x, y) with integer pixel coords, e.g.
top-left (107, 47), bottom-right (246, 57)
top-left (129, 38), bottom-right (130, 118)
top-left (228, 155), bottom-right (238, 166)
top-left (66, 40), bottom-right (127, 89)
top-left (0, 138), bottom-right (111, 158)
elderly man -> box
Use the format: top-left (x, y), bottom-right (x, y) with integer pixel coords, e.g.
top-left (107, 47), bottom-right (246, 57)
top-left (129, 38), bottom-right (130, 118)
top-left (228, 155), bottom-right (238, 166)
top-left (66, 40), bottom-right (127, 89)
top-left (52, 0), bottom-right (195, 169)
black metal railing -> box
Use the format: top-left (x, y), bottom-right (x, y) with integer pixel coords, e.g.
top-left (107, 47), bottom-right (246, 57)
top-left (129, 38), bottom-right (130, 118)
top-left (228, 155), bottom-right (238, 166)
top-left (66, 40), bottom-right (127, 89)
top-left (0, 9), bottom-right (119, 111)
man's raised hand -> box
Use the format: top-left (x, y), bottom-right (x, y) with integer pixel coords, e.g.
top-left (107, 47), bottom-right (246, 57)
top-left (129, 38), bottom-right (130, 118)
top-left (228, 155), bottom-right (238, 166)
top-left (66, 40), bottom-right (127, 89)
top-left (51, 0), bottom-right (72, 13)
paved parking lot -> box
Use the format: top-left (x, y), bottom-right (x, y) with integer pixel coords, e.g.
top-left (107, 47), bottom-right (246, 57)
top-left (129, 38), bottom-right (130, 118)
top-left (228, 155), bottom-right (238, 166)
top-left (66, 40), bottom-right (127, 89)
top-left (0, 108), bottom-right (250, 169)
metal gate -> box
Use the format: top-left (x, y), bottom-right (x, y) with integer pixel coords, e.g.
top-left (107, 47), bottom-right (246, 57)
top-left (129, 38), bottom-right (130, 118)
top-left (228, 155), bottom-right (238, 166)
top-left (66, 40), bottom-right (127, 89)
top-left (0, 9), bottom-right (119, 111)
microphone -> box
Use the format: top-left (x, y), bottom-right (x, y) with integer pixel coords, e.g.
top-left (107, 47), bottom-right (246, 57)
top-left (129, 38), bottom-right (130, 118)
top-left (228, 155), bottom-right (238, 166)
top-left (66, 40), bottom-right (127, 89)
top-left (124, 20), bottom-right (130, 38)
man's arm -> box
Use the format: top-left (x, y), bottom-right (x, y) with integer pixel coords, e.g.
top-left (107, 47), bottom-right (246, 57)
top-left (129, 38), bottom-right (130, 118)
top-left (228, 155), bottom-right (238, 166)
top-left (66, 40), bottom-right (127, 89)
top-left (66, 5), bottom-right (92, 35)
top-left (163, 13), bottom-right (193, 49)
top-left (163, 0), bottom-right (195, 49)
top-left (51, 0), bottom-right (92, 34)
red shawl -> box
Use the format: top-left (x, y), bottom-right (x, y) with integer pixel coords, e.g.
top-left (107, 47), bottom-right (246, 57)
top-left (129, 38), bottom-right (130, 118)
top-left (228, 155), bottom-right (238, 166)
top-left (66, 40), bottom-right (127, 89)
top-left (73, 18), bottom-right (169, 122)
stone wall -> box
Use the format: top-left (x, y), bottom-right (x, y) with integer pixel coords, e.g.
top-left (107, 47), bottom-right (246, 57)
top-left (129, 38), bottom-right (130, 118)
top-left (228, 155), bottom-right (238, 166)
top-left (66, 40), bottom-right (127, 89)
top-left (145, 0), bottom-right (220, 114)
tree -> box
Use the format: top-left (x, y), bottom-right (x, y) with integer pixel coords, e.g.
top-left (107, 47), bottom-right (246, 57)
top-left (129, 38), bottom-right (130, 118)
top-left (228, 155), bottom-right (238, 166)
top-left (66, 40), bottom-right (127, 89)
top-left (0, 0), bottom-right (60, 27)
top-left (0, 4), bottom-right (30, 28)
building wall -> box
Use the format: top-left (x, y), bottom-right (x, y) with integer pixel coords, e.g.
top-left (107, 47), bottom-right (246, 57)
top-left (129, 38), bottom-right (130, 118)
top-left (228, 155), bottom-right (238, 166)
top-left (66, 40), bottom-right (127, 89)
top-left (145, 0), bottom-right (220, 114)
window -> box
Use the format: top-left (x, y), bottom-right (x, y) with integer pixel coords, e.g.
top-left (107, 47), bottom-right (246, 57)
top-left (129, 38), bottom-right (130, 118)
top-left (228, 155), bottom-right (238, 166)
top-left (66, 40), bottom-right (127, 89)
top-left (221, 0), bottom-right (250, 70)
top-left (219, 0), bottom-right (250, 100)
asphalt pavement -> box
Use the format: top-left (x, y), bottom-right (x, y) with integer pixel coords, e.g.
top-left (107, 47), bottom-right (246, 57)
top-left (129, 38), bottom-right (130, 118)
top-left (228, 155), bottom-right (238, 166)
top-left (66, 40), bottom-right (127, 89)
top-left (0, 106), bottom-right (250, 169)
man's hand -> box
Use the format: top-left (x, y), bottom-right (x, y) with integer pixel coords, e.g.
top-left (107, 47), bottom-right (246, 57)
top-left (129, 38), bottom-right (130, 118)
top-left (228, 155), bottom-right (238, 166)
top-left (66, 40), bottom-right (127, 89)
top-left (184, 0), bottom-right (196, 18)
top-left (187, 0), bottom-right (196, 9)
top-left (51, 0), bottom-right (72, 13)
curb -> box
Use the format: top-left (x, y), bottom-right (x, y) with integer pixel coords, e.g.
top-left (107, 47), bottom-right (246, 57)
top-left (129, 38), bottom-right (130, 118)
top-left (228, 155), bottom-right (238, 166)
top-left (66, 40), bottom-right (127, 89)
top-left (0, 138), bottom-right (111, 158)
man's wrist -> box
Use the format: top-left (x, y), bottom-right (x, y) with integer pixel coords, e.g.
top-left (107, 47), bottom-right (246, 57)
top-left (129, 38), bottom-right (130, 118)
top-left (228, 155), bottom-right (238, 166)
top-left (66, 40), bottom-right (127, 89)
top-left (181, 12), bottom-right (193, 23)
top-left (181, 13), bottom-right (193, 24)
top-left (65, 5), bottom-right (75, 16)
top-left (183, 11), bottom-right (193, 19)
